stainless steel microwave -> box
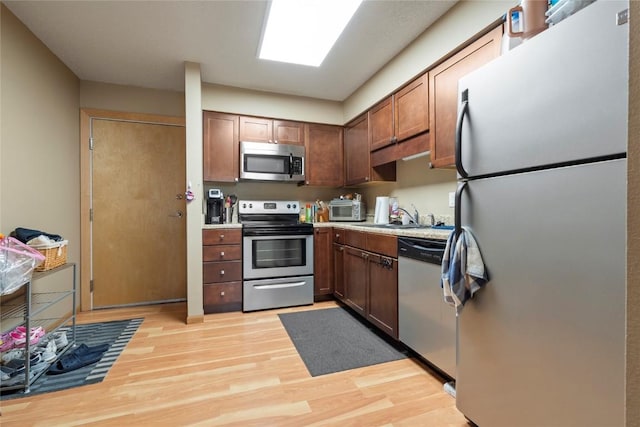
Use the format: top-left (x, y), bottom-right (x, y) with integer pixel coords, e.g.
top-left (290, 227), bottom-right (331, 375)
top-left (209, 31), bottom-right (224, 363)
top-left (329, 199), bottom-right (366, 222)
top-left (240, 141), bottom-right (305, 182)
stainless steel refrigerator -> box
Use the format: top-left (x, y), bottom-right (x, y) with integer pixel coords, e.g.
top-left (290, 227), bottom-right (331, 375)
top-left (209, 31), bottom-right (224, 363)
top-left (454, 1), bottom-right (628, 425)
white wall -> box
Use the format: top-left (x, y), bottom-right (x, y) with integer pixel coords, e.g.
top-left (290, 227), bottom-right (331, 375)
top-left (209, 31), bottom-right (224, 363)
top-left (1, 4), bottom-right (80, 314)
top-left (344, 0), bottom-right (513, 122)
top-left (80, 80), bottom-right (185, 117)
top-left (202, 83), bottom-right (343, 125)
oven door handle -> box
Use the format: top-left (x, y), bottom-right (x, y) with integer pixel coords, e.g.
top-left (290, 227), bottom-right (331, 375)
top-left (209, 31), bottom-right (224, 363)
top-left (252, 281), bottom-right (307, 290)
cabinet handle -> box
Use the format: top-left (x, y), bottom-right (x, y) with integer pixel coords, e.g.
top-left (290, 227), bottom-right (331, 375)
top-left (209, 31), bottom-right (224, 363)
top-left (220, 251), bottom-right (225, 258)
top-left (220, 291), bottom-right (225, 296)
top-left (220, 270), bottom-right (225, 276)
top-left (339, 247), bottom-right (344, 252)
top-left (220, 234), bottom-right (224, 240)
top-left (335, 233), bottom-right (340, 238)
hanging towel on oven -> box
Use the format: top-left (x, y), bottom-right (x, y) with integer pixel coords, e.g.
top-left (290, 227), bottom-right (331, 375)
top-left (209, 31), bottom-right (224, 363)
top-left (441, 227), bottom-right (488, 315)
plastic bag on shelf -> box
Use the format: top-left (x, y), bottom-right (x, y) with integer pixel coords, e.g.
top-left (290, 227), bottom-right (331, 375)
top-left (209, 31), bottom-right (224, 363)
top-left (0, 237), bottom-right (45, 296)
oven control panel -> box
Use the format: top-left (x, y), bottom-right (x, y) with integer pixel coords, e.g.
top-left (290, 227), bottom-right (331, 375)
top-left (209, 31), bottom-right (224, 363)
top-left (238, 200), bottom-right (300, 214)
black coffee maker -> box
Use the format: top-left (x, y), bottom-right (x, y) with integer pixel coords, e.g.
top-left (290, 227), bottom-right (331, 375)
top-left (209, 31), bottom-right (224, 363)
top-left (206, 189), bottom-right (224, 224)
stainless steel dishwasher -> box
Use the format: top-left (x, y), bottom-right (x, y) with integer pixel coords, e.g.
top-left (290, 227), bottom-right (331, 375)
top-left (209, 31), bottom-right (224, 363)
top-left (398, 236), bottom-right (456, 379)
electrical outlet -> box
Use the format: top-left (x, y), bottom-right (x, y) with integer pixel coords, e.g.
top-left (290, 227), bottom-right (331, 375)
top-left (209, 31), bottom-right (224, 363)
top-left (449, 192), bottom-right (455, 208)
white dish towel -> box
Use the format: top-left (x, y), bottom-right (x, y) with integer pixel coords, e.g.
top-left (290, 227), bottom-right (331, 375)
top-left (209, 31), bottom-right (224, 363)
top-left (441, 226), bottom-right (489, 315)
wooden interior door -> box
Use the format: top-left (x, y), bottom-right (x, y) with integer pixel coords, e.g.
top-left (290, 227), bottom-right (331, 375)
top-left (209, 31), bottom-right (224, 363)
top-left (91, 118), bottom-right (186, 307)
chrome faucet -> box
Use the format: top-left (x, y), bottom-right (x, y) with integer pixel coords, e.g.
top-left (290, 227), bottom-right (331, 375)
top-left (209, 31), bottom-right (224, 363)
top-left (411, 204), bottom-right (420, 225)
top-left (398, 206), bottom-right (419, 225)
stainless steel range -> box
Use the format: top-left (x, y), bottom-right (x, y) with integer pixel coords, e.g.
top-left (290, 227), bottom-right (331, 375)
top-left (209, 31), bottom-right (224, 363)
top-left (239, 200), bottom-right (314, 312)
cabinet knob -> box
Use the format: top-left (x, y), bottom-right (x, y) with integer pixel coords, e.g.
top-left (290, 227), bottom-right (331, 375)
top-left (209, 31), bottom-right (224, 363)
top-left (220, 270), bottom-right (225, 276)
top-left (335, 233), bottom-right (340, 238)
top-left (220, 251), bottom-right (225, 258)
top-left (220, 234), bottom-right (224, 240)
top-left (339, 247), bottom-right (344, 252)
top-left (220, 291), bottom-right (225, 296)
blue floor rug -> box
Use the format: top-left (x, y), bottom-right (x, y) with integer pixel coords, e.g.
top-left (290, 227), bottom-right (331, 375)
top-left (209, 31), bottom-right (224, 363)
top-left (1, 317), bottom-right (143, 400)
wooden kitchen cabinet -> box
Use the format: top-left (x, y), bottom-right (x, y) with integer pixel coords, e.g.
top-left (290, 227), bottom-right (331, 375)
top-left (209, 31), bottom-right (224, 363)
top-left (203, 111), bottom-right (239, 182)
top-left (305, 124), bottom-right (344, 187)
top-left (239, 116), bottom-right (305, 146)
top-left (333, 242), bottom-right (345, 299)
top-left (368, 253), bottom-right (398, 339)
top-left (428, 24), bottom-right (503, 168)
top-left (344, 246), bottom-right (368, 318)
top-left (394, 73), bottom-right (429, 142)
top-left (337, 228), bottom-right (399, 339)
top-left (369, 73), bottom-right (430, 166)
top-left (344, 113), bottom-right (396, 186)
top-left (313, 227), bottom-right (334, 299)
top-left (369, 96), bottom-right (395, 151)
top-left (333, 228), bottom-right (346, 299)
top-left (202, 228), bottom-right (242, 313)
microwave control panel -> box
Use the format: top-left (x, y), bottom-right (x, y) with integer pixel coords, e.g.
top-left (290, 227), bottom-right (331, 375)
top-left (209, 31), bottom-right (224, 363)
top-left (291, 157), bottom-right (303, 175)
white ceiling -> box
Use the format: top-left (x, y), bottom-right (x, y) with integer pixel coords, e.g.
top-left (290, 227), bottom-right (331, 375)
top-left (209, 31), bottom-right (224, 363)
top-left (4, 0), bottom-right (458, 101)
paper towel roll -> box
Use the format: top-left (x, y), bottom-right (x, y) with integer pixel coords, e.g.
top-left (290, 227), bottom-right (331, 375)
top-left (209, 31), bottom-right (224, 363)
top-left (374, 196), bottom-right (390, 224)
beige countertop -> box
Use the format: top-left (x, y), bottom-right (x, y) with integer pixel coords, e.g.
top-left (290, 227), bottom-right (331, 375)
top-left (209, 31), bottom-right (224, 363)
top-left (202, 223), bottom-right (242, 229)
top-left (313, 221), bottom-right (451, 240)
top-left (203, 221), bottom-right (451, 240)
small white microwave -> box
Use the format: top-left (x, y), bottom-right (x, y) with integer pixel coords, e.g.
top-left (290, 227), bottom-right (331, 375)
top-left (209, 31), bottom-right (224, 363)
top-left (329, 199), bottom-right (366, 222)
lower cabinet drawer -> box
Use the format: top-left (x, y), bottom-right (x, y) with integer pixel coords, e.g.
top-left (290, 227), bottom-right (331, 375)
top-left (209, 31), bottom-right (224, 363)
top-left (203, 260), bottom-right (242, 283)
top-left (203, 281), bottom-right (242, 313)
top-left (203, 245), bottom-right (242, 262)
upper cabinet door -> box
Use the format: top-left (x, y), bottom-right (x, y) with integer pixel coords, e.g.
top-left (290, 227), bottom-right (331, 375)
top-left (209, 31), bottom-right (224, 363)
top-left (394, 73), bottom-right (429, 142)
top-left (305, 123), bottom-right (344, 187)
top-left (369, 96), bottom-right (395, 151)
top-left (429, 24), bottom-right (503, 168)
top-left (203, 111), bottom-right (239, 182)
top-left (273, 120), bottom-right (305, 146)
top-left (239, 116), bottom-right (273, 143)
top-left (239, 116), bottom-right (305, 146)
top-left (344, 113), bottom-right (371, 185)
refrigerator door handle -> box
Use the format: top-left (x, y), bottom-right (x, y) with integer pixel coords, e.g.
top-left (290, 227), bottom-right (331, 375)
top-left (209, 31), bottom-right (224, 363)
top-left (455, 181), bottom-right (467, 239)
top-left (455, 89), bottom-right (470, 179)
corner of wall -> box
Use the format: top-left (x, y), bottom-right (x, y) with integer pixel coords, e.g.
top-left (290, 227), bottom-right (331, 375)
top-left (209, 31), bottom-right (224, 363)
top-left (184, 62), bottom-right (204, 321)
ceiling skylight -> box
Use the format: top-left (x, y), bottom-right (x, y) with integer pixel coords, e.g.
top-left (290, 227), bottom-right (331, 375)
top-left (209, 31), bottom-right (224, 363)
top-left (259, 0), bottom-right (363, 67)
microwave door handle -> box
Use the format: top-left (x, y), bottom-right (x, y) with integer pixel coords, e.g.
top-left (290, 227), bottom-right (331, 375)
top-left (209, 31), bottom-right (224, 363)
top-left (289, 153), bottom-right (294, 178)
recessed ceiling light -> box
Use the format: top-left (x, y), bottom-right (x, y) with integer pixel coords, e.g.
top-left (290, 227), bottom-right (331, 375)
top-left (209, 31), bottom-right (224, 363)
top-left (259, 0), bottom-right (363, 67)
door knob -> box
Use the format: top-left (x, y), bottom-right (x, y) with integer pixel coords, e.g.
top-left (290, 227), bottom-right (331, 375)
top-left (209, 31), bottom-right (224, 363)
top-left (176, 193), bottom-right (183, 200)
top-left (169, 210), bottom-right (183, 217)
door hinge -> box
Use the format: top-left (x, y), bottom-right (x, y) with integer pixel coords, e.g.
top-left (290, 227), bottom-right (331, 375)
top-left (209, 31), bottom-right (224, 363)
top-left (90, 279), bottom-right (94, 292)
top-left (89, 137), bottom-right (94, 150)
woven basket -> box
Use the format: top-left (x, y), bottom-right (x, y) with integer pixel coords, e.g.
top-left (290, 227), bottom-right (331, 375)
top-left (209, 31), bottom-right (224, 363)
top-left (31, 240), bottom-right (68, 272)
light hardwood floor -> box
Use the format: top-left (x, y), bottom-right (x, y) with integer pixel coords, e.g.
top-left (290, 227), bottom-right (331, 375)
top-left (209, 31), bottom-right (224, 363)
top-left (0, 301), bottom-right (470, 426)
